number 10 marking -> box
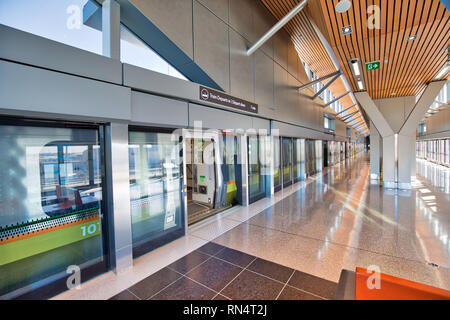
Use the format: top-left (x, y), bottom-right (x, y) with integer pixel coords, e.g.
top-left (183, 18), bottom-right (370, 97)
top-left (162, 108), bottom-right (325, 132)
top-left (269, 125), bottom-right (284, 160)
top-left (81, 222), bottom-right (101, 237)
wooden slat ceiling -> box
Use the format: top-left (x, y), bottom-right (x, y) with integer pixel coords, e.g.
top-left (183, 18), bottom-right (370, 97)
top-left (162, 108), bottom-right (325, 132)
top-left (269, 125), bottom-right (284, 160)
top-left (314, 0), bottom-right (450, 100)
top-left (260, 0), bottom-right (368, 133)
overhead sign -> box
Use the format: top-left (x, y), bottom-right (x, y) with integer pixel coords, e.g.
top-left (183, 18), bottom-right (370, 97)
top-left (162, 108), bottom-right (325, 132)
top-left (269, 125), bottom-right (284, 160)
top-left (199, 86), bottom-right (258, 114)
top-left (366, 61), bottom-right (380, 71)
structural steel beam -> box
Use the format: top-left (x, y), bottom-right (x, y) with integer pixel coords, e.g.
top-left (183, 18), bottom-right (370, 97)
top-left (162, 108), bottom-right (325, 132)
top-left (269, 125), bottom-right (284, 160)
top-left (336, 104), bottom-right (357, 117)
top-left (351, 119), bottom-right (364, 127)
top-left (341, 111), bottom-right (359, 121)
top-left (312, 71), bottom-right (343, 99)
top-left (298, 71), bottom-right (341, 92)
top-left (354, 92), bottom-right (394, 138)
top-left (324, 91), bottom-right (351, 107)
top-left (247, 0), bottom-right (307, 56)
top-left (399, 80), bottom-right (446, 136)
top-left (347, 117), bottom-right (363, 125)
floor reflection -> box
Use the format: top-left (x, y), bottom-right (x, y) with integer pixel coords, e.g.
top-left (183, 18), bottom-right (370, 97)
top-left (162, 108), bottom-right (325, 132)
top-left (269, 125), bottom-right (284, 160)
top-left (213, 154), bottom-right (450, 291)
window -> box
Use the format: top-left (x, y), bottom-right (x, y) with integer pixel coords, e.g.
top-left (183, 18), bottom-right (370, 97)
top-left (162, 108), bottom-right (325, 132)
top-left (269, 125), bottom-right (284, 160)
top-left (0, 119), bottom-right (107, 299)
top-left (418, 122), bottom-right (427, 134)
top-left (425, 80), bottom-right (449, 116)
top-left (324, 114), bottom-right (335, 131)
top-left (121, 24), bottom-right (188, 81)
top-left (0, 0), bottom-right (102, 55)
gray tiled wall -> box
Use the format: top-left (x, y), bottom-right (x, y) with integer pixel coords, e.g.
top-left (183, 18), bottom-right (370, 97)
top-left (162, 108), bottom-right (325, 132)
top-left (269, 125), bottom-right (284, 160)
top-left (129, 0), bottom-right (326, 133)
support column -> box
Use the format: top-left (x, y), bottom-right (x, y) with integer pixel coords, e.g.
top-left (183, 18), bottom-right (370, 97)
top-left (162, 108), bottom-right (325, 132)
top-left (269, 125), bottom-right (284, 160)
top-left (382, 135), bottom-right (396, 189)
top-left (356, 81), bottom-right (445, 190)
top-left (102, 0), bottom-right (121, 60)
top-left (410, 138), bottom-right (416, 177)
top-left (397, 134), bottom-right (415, 189)
top-left (369, 121), bottom-right (381, 183)
top-left (105, 123), bottom-right (133, 274)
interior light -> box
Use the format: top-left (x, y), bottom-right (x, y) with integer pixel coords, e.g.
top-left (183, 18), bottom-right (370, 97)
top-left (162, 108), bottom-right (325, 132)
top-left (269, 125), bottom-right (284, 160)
top-left (407, 35), bottom-right (418, 42)
top-left (357, 80), bottom-right (364, 90)
top-left (341, 25), bottom-right (353, 36)
top-left (335, 0), bottom-right (351, 13)
top-left (351, 59), bottom-right (361, 76)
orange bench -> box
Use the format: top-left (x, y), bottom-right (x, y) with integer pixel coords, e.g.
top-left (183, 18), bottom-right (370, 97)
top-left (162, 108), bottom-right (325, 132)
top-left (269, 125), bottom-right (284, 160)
top-left (334, 267), bottom-right (450, 300)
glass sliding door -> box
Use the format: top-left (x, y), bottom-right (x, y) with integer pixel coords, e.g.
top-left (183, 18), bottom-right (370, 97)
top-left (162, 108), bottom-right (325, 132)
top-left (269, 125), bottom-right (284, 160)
top-left (219, 134), bottom-right (240, 208)
top-left (248, 135), bottom-right (267, 203)
top-left (128, 129), bottom-right (184, 257)
top-left (315, 140), bottom-right (323, 173)
top-left (273, 137), bottom-right (282, 192)
top-left (294, 139), bottom-right (305, 182)
top-left (322, 141), bottom-right (329, 168)
top-left (446, 140), bottom-right (450, 166)
top-left (305, 139), bottom-right (316, 177)
top-left (282, 137), bottom-right (293, 187)
top-left (0, 119), bottom-right (108, 299)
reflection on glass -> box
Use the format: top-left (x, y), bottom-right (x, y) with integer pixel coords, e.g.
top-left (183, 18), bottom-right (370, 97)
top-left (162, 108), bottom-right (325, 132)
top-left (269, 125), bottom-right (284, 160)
top-left (294, 139), bottom-right (305, 181)
top-left (248, 135), bottom-right (267, 203)
top-left (305, 139), bottom-right (317, 177)
top-left (0, 123), bottom-right (105, 298)
top-left (128, 131), bottom-right (183, 255)
top-left (219, 135), bottom-right (239, 207)
top-left (282, 138), bottom-right (293, 186)
top-left (273, 137), bottom-right (281, 189)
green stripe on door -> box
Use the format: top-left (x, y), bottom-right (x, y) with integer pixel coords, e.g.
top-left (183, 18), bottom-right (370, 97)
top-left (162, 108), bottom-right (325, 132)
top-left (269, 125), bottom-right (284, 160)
top-left (0, 218), bottom-right (101, 266)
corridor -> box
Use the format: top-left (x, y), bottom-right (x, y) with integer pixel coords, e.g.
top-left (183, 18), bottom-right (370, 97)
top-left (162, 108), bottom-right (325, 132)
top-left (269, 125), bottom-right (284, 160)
top-left (107, 154), bottom-right (450, 300)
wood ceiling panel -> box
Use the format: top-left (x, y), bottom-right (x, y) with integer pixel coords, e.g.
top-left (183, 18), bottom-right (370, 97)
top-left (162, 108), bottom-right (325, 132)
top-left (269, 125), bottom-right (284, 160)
top-left (318, 0), bottom-right (449, 100)
top-left (260, 0), bottom-right (370, 133)
top-left (260, 0), bottom-right (368, 133)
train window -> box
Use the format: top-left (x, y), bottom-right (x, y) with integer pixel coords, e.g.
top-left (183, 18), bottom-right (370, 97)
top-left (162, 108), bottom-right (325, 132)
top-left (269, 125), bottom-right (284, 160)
top-left (0, 121), bottom-right (107, 299)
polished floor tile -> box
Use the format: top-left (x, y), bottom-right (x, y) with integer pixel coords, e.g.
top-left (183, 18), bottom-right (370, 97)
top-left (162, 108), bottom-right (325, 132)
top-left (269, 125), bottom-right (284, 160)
top-left (221, 270), bottom-right (284, 300)
top-left (150, 276), bottom-right (216, 300)
top-left (110, 290), bottom-right (140, 300)
top-left (111, 242), bottom-right (330, 300)
top-left (127, 267), bottom-right (181, 300)
top-left (186, 257), bottom-right (243, 292)
top-left (215, 247), bottom-right (256, 267)
top-left (197, 242), bottom-right (226, 256)
top-left (277, 286), bottom-right (323, 300)
top-left (288, 271), bottom-right (338, 300)
top-left (247, 258), bottom-right (294, 283)
top-left (213, 294), bottom-right (231, 300)
top-left (167, 250), bottom-right (211, 274)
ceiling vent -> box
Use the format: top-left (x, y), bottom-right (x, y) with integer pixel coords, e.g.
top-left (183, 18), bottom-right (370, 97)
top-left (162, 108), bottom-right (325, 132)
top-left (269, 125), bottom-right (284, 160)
top-left (335, 0), bottom-right (351, 13)
top-left (341, 25), bottom-right (353, 36)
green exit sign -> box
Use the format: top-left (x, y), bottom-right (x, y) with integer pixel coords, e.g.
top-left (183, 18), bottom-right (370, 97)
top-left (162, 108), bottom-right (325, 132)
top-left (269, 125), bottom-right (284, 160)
top-left (366, 61), bottom-right (380, 71)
